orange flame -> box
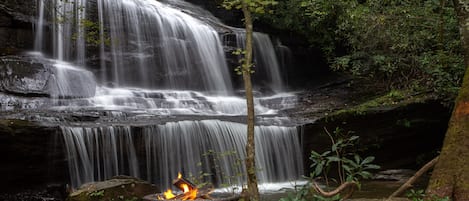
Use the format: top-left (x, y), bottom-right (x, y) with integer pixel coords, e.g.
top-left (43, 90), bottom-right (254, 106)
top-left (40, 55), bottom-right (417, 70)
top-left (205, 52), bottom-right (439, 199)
top-left (163, 189), bottom-right (175, 199)
top-left (182, 188), bottom-right (198, 200)
top-left (181, 183), bottom-right (190, 193)
top-left (159, 173), bottom-right (199, 200)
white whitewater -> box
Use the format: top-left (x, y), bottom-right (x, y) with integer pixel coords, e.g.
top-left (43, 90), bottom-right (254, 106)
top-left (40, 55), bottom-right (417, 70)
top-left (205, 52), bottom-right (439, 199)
top-left (61, 126), bottom-right (140, 188)
top-left (48, 87), bottom-right (297, 116)
top-left (99, 0), bottom-right (233, 92)
top-left (61, 120), bottom-right (303, 189)
top-left (34, 0), bottom-right (45, 51)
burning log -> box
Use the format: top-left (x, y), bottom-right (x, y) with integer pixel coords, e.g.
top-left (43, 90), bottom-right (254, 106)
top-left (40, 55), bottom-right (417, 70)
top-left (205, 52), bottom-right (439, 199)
top-left (151, 173), bottom-right (214, 201)
top-left (173, 173), bottom-right (197, 194)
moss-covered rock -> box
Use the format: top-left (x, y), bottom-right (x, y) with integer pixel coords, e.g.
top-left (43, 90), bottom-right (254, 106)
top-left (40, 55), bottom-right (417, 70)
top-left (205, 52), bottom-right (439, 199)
top-left (67, 176), bottom-right (159, 201)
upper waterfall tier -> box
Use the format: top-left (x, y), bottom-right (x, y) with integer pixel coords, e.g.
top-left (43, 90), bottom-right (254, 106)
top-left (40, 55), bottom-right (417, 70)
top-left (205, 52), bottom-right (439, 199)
top-left (34, 0), bottom-right (288, 94)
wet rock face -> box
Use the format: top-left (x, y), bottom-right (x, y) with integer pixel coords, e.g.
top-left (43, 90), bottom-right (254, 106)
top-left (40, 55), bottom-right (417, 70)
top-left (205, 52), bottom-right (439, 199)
top-left (184, 0), bottom-right (243, 27)
top-left (0, 56), bottom-right (53, 96)
top-left (0, 2), bottom-right (35, 55)
top-left (0, 0), bottom-right (36, 18)
top-left (0, 119), bottom-right (67, 194)
top-left (0, 56), bottom-right (97, 98)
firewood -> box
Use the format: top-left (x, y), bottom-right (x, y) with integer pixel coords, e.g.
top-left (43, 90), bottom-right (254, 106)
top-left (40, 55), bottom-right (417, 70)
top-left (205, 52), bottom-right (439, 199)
top-left (173, 177), bottom-right (197, 192)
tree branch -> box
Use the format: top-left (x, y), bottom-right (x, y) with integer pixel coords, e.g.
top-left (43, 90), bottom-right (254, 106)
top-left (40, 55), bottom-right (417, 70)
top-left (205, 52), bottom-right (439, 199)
top-left (312, 181), bottom-right (358, 198)
top-left (388, 156), bottom-right (439, 199)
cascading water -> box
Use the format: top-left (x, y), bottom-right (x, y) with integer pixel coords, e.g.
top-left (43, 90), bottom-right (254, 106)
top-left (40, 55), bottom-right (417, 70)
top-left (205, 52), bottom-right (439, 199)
top-left (234, 30), bottom-right (285, 93)
top-left (34, 0), bottom-right (45, 52)
top-left (97, 0), bottom-right (233, 92)
top-left (30, 0), bottom-right (304, 191)
top-left (61, 126), bottom-right (140, 188)
top-left (61, 120), bottom-right (303, 189)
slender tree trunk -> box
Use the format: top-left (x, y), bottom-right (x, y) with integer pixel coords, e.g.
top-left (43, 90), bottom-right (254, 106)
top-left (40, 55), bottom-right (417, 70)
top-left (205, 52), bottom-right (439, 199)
top-left (241, 2), bottom-right (259, 201)
top-left (426, 1), bottom-right (469, 200)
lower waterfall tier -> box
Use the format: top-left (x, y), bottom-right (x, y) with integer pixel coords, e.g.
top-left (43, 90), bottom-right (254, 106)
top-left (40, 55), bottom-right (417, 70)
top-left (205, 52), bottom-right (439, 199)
top-left (61, 119), bottom-right (304, 189)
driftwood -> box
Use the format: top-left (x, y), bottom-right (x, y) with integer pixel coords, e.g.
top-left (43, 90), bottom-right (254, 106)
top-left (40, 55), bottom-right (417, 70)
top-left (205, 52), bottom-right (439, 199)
top-left (312, 181), bottom-right (359, 200)
top-left (388, 156), bottom-right (439, 199)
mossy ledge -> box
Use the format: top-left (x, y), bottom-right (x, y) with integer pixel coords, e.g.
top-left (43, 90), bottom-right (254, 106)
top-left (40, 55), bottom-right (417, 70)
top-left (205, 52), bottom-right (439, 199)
top-left (324, 90), bottom-right (436, 122)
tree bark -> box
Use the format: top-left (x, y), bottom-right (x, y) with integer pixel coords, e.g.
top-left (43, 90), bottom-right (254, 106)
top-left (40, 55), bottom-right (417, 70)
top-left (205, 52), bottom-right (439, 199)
top-left (426, 1), bottom-right (469, 200)
top-left (241, 2), bottom-right (259, 201)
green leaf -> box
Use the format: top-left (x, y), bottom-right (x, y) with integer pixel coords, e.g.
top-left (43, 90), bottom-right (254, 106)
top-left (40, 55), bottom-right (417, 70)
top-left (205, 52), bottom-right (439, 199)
top-left (349, 135), bottom-right (359, 141)
top-left (314, 162), bottom-right (324, 176)
top-left (326, 156), bottom-right (341, 162)
top-left (310, 150), bottom-right (321, 158)
top-left (365, 164), bottom-right (381, 170)
top-left (358, 171), bottom-right (372, 179)
top-left (361, 156), bottom-right (375, 165)
top-left (331, 143), bottom-right (338, 152)
top-left (354, 154), bottom-right (361, 164)
top-left (321, 150), bottom-right (331, 156)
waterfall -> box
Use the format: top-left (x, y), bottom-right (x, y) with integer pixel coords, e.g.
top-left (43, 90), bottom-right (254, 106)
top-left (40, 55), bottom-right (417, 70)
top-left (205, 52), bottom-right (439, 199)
top-left (61, 126), bottom-right (140, 188)
top-left (61, 120), bottom-right (303, 189)
top-left (34, 0), bottom-right (45, 52)
top-left (235, 31), bottom-right (286, 92)
top-left (35, 0), bottom-right (289, 94)
top-left (33, 0), bottom-right (233, 93)
top-left (30, 0), bottom-right (303, 191)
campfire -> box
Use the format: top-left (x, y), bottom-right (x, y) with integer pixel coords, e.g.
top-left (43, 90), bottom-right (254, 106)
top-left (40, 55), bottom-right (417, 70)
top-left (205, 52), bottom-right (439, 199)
top-left (156, 173), bottom-right (212, 200)
top-left (143, 173), bottom-right (241, 201)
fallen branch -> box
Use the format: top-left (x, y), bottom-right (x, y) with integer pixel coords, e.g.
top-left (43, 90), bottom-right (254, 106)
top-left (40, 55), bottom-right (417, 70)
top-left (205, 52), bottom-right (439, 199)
top-left (312, 181), bottom-right (358, 200)
top-left (388, 156), bottom-right (439, 199)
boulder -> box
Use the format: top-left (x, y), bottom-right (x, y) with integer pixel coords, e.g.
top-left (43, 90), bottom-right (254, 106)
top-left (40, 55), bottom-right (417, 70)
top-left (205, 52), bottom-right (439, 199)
top-left (0, 56), bottom-right (52, 96)
top-left (67, 176), bottom-right (159, 201)
top-left (0, 55), bottom-right (97, 98)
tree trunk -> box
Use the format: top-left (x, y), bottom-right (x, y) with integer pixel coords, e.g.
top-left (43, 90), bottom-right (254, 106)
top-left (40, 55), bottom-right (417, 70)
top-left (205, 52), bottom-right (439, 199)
top-left (241, 2), bottom-right (259, 201)
top-left (426, 1), bottom-right (469, 200)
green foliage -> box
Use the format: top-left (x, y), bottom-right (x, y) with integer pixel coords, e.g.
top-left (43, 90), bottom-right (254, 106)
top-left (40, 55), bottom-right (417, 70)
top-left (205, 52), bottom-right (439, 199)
top-left (262, 0), bottom-right (464, 101)
top-left (279, 185), bottom-right (310, 201)
top-left (332, 89), bottom-right (431, 117)
top-left (406, 189), bottom-right (451, 201)
top-left (71, 19), bottom-right (111, 47)
top-left (53, 0), bottom-right (110, 47)
top-left (221, 0), bottom-right (278, 14)
top-left (88, 190), bottom-right (105, 198)
top-left (282, 128), bottom-right (379, 201)
top-left (309, 128), bottom-right (380, 186)
top-left (232, 49), bottom-right (255, 75)
top-left (188, 149), bottom-right (244, 191)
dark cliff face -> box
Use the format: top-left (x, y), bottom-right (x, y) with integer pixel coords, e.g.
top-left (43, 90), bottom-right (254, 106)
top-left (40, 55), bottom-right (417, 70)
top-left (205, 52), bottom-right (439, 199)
top-left (0, 119), bottom-right (67, 193)
top-left (0, 1), bottom-right (36, 55)
top-left (184, 0), bottom-right (244, 27)
top-left (302, 101), bottom-right (449, 171)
